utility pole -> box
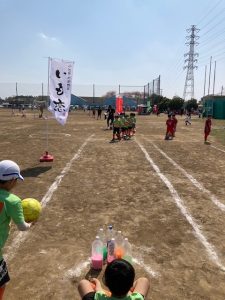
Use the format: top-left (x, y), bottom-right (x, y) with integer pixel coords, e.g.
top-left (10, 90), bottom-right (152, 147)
top-left (92, 84), bottom-right (95, 104)
top-left (203, 65), bottom-right (207, 97)
top-left (212, 60), bottom-right (216, 95)
top-left (183, 25), bottom-right (200, 100)
top-left (208, 56), bottom-right (212, 95)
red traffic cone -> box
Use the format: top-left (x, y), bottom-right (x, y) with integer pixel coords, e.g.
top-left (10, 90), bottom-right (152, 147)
top-left (40, 151), bottom-right (54, 162)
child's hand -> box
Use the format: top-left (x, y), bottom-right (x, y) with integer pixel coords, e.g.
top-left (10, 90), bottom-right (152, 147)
top-left (90, 278), bottom-right (102, 291)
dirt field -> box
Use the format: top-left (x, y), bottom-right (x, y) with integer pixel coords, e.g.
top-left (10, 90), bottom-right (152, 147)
top-left (1, 108), bottom-right (225, 300)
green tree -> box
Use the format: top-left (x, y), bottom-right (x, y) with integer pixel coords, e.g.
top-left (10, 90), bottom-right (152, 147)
top-left (168, 96), bottom-right (184, 111)
top-left (158, 97), bottom-right (170, 112)
top-left (149, 93), bottom-right (163, 106)
top-left (185, 98), bottom-right (198, 112)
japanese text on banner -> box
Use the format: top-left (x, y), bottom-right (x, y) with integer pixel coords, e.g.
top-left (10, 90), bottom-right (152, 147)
top-left (48, 59), bottom-right (74, 125)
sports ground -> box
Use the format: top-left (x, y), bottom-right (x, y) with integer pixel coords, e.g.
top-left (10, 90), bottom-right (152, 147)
top-left (2, 109), bottom-right (225, 300)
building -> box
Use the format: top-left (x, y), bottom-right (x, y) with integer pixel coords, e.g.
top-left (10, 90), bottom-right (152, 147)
top-left (202, 95), bottom-right (225, 119)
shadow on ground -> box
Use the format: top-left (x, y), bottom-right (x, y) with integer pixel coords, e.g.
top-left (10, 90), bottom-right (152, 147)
top-left (21, 166), bottom-right (52, 178)
top-left (85, 268), bottom-right (101, 280)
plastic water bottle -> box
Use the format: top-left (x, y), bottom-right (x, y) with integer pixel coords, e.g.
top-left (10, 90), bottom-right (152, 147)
top-left (115, 231), bottom-right (124, 259)
top-left (106, 225), bottom-right (114, 246)
top-left (98, 227), bottom-right (107, 261)
top-left (122, 238), bottom-right (132, 264)
top-left (98, 228), bottom-right (106, 244)
top-left (91, 236), bottom-right (103, 270)
top-left (107, 237), bottom-right (115, 264)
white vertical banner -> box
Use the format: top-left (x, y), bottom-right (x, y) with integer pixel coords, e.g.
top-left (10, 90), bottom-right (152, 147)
top-left (48, 58), bottom-right (74, 125)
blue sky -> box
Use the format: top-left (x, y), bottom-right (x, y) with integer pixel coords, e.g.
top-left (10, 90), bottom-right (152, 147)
top-left (1, 0), bottom-right (225, 99)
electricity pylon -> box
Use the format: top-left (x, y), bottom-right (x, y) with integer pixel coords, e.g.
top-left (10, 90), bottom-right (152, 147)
top-left (183, 25), bottom-right (200, 100)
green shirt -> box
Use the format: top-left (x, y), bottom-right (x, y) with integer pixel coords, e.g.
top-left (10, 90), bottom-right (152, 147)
top-left (123, 118), bottom-right (129, 128)
top-left (120, 117), bottom-right (125, 127)
top-left (94, 291), bottom-right (144, 300)
top-left (0, 189), bottom-right (25, 259)
top-left (113, 118), bottom-right (121, 128)
top-left (131, 117), bottom-right (136, 124)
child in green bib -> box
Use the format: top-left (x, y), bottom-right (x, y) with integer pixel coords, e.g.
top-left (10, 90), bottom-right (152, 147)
top-left (0, 160), bottom-right (31, 300)
top-left (78, 259), bottom-right (150, 300)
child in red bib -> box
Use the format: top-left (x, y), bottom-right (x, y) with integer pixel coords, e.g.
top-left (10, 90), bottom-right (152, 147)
top-left (204, 115), bottom-right (212, 144)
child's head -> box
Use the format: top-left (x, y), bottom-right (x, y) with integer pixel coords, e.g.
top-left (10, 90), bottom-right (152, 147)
top-left (103, 259), bottom-right (135, 297)
top-left (0, 160), bottom-right (24, 191)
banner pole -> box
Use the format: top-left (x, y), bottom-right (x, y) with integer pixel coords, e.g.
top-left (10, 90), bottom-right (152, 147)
top-left (40, 56), bottom-right (53, 162)
top-left (46, 57), bottom-right (50, 152)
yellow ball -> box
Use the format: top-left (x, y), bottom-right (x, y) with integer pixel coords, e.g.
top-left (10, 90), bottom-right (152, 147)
top-left (22, 198), bottom-right (42, 223)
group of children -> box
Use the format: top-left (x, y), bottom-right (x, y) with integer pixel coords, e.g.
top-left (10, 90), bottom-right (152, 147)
top-left (111, 113), bottom-right (136, 143)
top-left (165, 113), bottom-right (212, 144)
top-left (165, 114), bottom-right (178, 140)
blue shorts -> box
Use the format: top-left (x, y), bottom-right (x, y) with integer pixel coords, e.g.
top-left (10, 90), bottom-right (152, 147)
top-left (0, 259), bottom-right (10, 287)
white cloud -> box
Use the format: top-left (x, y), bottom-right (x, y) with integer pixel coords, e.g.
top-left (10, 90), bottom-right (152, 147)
top-left (38, 32), bottom-right (59, 43)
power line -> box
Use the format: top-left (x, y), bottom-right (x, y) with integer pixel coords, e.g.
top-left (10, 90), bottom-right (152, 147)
top-left (199, 36), bottom-right (225, 52)
top-left (201, 12), bottom-right (225, 38)
top-left (200, 6), bottom-right (225, 32)
top-left (199, 52), bottom-right (225, 67)
top-left (162, 37), bottom-right (186, 75)
top-left (164, 1), bottom-right (225, 98)
top-left (199, 44), bottom-right (225, 62)
top-left (197, 0), bottom-right (224, 26)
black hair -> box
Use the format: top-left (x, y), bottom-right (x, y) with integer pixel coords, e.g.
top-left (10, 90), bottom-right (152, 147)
top-left (0, 180), bottom-right (9, 184)
top-left (104, 259), bottom-right (135, 297)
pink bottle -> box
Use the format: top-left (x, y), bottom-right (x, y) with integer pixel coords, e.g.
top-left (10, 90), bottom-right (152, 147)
top-left (91, 236), bottom-right (103, 270)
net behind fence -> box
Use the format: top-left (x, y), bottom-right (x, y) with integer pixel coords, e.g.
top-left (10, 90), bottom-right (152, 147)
top-left (144, 76), bottom-right (161, 98)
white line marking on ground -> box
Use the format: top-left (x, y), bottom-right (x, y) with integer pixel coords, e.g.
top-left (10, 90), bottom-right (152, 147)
top-left (41, 134), bottom-right (94, 208)
top-left (210, 145), bottom-right (225, 154)
top-left (29, 133), bottom-right (71, 138)
top-left (135, 139), bottom-right (225, 272)
top-left (133, 258), bottom-right (159, 277)
top-left (65, 259), bottom-right (91, 279)
top-left (65, 257), bottom-right (159, 279)
top-left (5, 134), bottom-right (94, 262)
top-left (144, 138), bottom-right (225, 212)
top-left (133, 245), bottom-right (154, 254)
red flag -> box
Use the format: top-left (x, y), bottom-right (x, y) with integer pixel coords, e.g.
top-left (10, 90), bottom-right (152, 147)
top-left (116, 96), bottom-right (123, 114)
